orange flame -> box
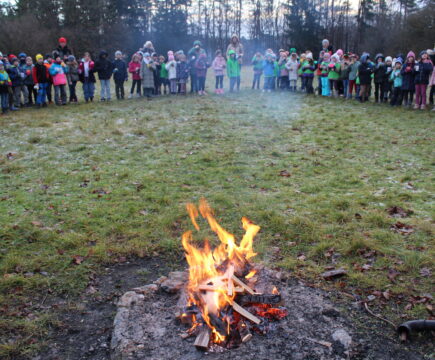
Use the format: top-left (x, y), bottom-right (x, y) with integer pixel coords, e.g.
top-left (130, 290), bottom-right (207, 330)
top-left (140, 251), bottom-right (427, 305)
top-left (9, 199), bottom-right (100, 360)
top-left (182, 199), bottom-right (260, 343)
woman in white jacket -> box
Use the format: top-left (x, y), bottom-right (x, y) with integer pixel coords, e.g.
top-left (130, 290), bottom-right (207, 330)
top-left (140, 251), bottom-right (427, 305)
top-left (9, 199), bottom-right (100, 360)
top-left (286, 52), bottom-right (299, 92)
top-left (165, 51), bottom-right (177, 94)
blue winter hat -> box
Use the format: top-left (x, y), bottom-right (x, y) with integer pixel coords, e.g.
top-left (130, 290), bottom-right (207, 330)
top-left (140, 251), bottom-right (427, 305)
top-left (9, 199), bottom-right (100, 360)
top-left (67, 55), bottom-right (75, 62)
top-left (18, 52), bottom-right (27, 58)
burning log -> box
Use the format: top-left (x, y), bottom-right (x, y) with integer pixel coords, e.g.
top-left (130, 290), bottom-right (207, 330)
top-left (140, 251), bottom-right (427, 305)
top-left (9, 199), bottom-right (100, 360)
top-left (237, 294), bottom-right (282, 306)
top-left (231, 275), bottom-right (256, 295)
top-left (194, 326), bottom-right (210, 350)
top-left (197, 284), bottom-right (244, 293)
top-left (232, 301), bottom-right (261, 325)
top-left (238, 320), bottom-right (252, 343)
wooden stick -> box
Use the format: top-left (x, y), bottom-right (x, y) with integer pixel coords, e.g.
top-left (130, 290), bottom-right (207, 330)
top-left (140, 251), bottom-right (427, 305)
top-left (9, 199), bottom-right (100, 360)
top-left (232, 301), bottom-right (261, 324)
top-left (227, 265), bottom-right (234, 296)
top-left (231, 275), bottom-right (256, 295)
top-left (197, 284), bottom-right (244, 292)
top-left (194, 327), bottom-right (210, 350)
top-left (238, 320), bottom-right (252, 343)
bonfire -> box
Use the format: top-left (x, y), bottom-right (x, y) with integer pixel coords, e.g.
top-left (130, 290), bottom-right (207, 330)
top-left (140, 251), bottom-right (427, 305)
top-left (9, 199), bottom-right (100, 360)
top-left (178, 199), bottom-right (288, 350)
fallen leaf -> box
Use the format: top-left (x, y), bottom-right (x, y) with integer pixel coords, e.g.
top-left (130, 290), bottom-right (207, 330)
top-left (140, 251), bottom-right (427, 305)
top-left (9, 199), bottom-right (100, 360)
top-left (57, 249), bottom-right (65, 255)
top-left (390, 222), bottom-right (414, 235)
top-left (71, 255), bottom-right (84, 265)
top-left (354, 213), bottom-right (362, 220)
top-left (31, 221), bottom-right (43, 227)
top-left (419, 268), bottom-right (431, 277)
top-left (387, 269), bottom-right (400, 283)
top-left (386, 206), bottom-right (413, 218)
top-left (279, 170), bottom-right (291, 177)
top-left (297, 254), bottom-right (306, 261)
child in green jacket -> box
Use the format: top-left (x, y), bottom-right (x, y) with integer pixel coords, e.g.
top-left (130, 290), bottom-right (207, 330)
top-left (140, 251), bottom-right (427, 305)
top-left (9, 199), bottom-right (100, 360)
top-left (227, 50), bottom-right (240, 92)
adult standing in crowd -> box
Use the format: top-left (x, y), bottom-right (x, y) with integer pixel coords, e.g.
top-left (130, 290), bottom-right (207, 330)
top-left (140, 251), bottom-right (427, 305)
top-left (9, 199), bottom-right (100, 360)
top-left (188, 40), bottom-right (205, 93)
top-left (142, 41), bottom-right (155, 55)
top-left (55, 38), bottom-right (72, 60)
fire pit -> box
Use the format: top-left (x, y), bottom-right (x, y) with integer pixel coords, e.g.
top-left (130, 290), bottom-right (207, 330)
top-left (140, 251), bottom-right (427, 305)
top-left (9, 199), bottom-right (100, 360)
top-left (178, 199), bottom-right (288, 350)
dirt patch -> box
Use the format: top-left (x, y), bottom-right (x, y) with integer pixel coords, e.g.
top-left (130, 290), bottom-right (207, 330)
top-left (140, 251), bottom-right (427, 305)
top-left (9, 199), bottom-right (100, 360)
top-left (34, 257), bottom-right (180, 360)
top-left (35, 259), bottom-right (431, 360)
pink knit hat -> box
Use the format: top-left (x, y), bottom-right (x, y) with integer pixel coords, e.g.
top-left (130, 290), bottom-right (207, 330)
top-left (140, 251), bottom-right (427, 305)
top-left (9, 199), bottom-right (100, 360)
top-left (336, 49), bottom-right (344, 57)
top-left (406, 51), bottom-right (415, 60)
top-left (167, 51), bottom-right (174, 61)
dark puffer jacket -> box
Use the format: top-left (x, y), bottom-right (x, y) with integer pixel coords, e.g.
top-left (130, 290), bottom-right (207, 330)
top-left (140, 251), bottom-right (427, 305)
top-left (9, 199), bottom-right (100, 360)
top-left (400, 62), bottom-right (416, 91)
top-left (94, 51), bottom-right (113, 80)
top-left (413, 61), bottom-right (433, 85)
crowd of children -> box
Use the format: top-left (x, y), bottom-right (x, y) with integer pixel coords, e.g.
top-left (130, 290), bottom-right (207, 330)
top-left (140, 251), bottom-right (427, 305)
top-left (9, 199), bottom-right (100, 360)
top-left (0, 37), bottom-right (434, 115)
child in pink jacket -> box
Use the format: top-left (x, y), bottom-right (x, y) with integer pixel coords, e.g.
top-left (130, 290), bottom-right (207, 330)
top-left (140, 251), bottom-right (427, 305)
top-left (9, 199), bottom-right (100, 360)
top-left (212, 50), bottom-right (226, 94)
top-left (128, 53), bottom-right (141, 98)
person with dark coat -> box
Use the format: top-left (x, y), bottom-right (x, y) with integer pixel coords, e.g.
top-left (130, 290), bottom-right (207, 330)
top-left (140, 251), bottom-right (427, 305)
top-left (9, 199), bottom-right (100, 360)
top-left (187, 40), bottom-right (205, 93)
top-left (78, 52), bottom-right (96, 102)
top-left (32, 54), bottom-right (50, 107)
top-left (413, 50), bottom-right (433, 110)
top-left (112, 51), bottom-right (128, 100)
top-left (55, 38), bottom-right (72, 60)
top-left (358, 53), bottom-right (374, 102)
top-left (94, 50), bottom-right (113, 101)
top-left (400, 51), bottom-right (416, 107)
top-left (373, 53), bottom-right (387, 103)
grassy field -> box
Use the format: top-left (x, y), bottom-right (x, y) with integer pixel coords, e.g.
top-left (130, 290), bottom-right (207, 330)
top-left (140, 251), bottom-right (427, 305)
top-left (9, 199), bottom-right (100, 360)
top-left (0, 73), bottom-right (434, 358)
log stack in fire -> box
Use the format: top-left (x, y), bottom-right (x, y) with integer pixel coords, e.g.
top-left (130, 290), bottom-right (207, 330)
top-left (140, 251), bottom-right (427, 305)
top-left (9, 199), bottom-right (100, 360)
top-left (177, 199), bottom-right (288, 351)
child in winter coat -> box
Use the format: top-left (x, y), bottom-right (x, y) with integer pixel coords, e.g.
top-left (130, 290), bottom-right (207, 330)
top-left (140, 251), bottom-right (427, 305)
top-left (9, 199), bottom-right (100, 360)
top-left (373, 53), bottom-right (387, 103)
top-left (95, 50), bottom-right (113, 101)
top-left (263, 53), bottom-right (277, 92)
top-left (140, 52), bottom-right (156, 98)
top-left (320, 53), bottom-right (331, 96)
top-left (339, 54), bottom-right (351, 98)
top-left (278, 52), bottom-right (289, 90)
top-left (166, 51), bottom-right (177, 94)
top-left (17, 53), bottom-right (30, 106)
top-left (390, 59), bottom-right (403, 106)
top-left (429, 50), bottom-right (435, 110)
top-left (0, 61), bottom-right (12, 114)
top-left (23, 56), bottom-right (35, 106)
top-left (328, 54), bottom-right (341, 97)
top-left (113, 51), bottom-right (128, 100)
top-left (159, 55), bottom-right (169, 95)
top-left (347, 54), bottom-right (360, 99)
top-left (49, 55), bottom-right (67, 105)
top-left (286, 52), bottom-right (299, 92)
top-left (300, 53), bottom-right (315, 94)
top-left (251, 52), bottom-right (263, 90)
top-left (8, 57), bottom-right (25, 109)
top-left (383, 56), bottom-right (393, 102)
top-left (176, 54), bottom-right (190, 95)
top-left (44, 54), bottom-right (54, 104)
top-left (66, 55), bottom-right (79, 103)
top-left (32, 54), bottom-right (50, 107)
top-left (401, 51), bottom-right (416, 107)
top-left (413, 50), bottom-right (433, 110)
top-left (128, 53), bottom-right (142, 98)
top-left (212, 50), bottom-right (226, 94)
top-left (227, 50), bottom-right (241, 92)
top-left (358, 53), bottom-right (374, 102)
top-left (78, 52), bottom-right (96, 102)
top-left (195, 53), bottom-right (210, 95)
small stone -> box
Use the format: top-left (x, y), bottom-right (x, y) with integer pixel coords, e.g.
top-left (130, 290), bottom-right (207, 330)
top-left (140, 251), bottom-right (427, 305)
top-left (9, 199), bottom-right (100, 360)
top-left (160, 278), bottom-right (185, 294)
top-left (332, 329), bottom-right (352, 349)
top-left (168, 271), bottom-right (188, 281)
top-left (133, 284), bottom-right (158, 296)
top-left (153, 276), bottom-right (168, 285)
top-left (117, 291), bottom-right (144, 308)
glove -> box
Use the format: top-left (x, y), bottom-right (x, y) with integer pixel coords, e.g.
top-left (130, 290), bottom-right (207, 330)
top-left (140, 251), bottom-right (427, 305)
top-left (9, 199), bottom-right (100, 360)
top-left (34, 84), bottom-right (39, 90)
top-left (114, 68), bottom-right (119, 72)
top-left (20, 73), bottom-right (26, 79)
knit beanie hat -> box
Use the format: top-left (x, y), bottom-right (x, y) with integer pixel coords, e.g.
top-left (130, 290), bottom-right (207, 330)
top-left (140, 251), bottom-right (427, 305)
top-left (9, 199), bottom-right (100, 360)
top-left (406, 51), bottom-right (415, 60)
top-left (115, 51), bottom-right (122, 57)
top-left (67, 55), bottom-right (75, 62)
top-left (385, 56), bottom-right (393, 63)
top-left (59, 37), bottom-right (67, 44)
top-left (35, 54), bottom-right (43, 61)
top-left (306, 52), bottom-right (313, 60)
top-left (336, 49), bottom-right (344, 57)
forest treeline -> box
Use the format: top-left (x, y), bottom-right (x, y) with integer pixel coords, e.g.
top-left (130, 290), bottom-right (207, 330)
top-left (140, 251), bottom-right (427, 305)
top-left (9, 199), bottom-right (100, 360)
top-left (0, 0), bottom-right (433, 59)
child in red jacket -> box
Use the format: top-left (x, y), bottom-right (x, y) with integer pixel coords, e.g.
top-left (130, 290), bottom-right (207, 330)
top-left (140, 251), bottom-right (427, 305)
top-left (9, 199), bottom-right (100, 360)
top-left (128, 53), bottom-right (141, 98)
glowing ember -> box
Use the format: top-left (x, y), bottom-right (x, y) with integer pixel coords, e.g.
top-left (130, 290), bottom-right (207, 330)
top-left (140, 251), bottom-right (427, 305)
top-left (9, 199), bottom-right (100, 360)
top-left (180, 199), bottom-right (287, 350)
